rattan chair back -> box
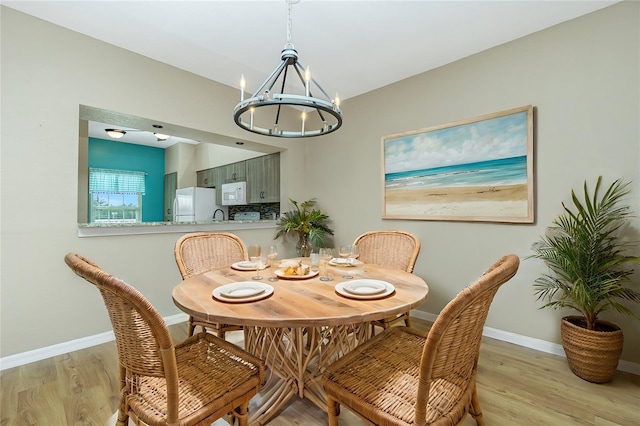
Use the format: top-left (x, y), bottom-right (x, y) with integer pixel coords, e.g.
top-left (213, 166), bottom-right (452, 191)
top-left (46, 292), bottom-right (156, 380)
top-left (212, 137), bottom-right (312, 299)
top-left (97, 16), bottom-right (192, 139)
top-left (65, 253), bottom-right (171, 378)
top-left (175, 232), bottom-right (248, 278)
top-left (415, 254), bottom-right (519, 424)
top-left (174, 232), bottom-right (249, 337)
top-left (355, 230), bottom-right (421, 329)
top-left (64, 252), bottom-right (265, 426)
top-left (354, 230), bottom-right (420, 273)
top-left (323, 254), bottom-right (520, 426)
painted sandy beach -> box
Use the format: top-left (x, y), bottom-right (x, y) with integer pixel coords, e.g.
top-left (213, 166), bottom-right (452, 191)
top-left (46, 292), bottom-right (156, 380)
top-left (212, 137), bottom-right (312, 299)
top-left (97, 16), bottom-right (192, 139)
top-left (383, 107), bottom-right (532, 220)
top-left (384, 183), bottom-right (529, 218)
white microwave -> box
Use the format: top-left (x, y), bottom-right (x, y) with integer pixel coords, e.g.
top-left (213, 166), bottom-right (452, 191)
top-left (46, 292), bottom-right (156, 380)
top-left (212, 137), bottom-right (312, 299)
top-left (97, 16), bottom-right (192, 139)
top-left (221, 181), bottom-right (247, 205)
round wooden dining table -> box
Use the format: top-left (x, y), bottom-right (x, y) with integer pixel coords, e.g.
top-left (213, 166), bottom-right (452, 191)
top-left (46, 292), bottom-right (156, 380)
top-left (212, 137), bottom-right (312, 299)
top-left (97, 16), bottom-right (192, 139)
top-left (172, 259), bottom-right (428, 425)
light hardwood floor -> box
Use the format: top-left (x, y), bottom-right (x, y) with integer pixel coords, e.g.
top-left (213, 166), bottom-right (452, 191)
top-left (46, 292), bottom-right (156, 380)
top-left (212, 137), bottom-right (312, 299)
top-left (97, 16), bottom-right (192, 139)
top-left (1, 319), bottom-right (638, 425)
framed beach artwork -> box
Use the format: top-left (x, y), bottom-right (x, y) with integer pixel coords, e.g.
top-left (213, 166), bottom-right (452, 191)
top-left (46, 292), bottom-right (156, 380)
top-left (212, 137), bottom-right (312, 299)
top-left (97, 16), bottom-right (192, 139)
top-left (382, 105), bottom-right (534, 223)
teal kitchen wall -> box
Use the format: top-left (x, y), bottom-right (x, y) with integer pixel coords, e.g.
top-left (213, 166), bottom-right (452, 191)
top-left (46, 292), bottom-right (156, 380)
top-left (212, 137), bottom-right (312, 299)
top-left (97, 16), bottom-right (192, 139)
top-left (88, 137), bottom-right (165, 222)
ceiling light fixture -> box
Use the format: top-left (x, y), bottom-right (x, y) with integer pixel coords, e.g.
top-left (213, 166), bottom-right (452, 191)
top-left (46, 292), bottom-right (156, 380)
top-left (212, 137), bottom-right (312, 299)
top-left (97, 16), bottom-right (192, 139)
top-left (233, 0), bottom-right (342, 138)
top-left (105, 127), bottom-right (171, 142)
top-left (105, 129), bottom-right (126, 139)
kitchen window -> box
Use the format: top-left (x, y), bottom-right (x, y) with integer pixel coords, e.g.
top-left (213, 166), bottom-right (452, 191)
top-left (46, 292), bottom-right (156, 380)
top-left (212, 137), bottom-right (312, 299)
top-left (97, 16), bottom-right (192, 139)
top-left (89, 168), bottom-right (145, 224)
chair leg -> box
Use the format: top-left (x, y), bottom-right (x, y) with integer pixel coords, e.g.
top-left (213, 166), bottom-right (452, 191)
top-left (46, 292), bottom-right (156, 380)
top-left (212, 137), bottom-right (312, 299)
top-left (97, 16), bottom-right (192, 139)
top-left (116, 367), bottom-right (129, 426)
top-left (115, 412), bottom-right (128, 426)
top-left (116, 398), bottom-right (129, 426)
top-left (187, 316), bottom-right (196, 337)
top-left (233, 402), bottom-right (249, 426)
top-left (327, 396), bottom-right (340, 426)
top-left (371, 317), bottom-right (388, 336)
top-left (469, 385), bottom-right (484, 426)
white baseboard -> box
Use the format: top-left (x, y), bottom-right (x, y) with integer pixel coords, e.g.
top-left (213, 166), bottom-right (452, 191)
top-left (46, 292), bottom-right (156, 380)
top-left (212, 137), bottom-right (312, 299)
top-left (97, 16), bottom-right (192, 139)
top-left (2, 311), bottom-right (638, 376)
top-left (409, 310), bottom-right (640, 376)
top-left (0, 313), bottom-right (189, 371)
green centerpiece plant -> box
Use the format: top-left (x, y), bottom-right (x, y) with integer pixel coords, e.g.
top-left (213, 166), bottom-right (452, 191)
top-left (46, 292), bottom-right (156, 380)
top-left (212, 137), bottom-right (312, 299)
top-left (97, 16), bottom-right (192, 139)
top-left (275, 198), bottom-right (334, 257)
top-left (529, 176), bottom-right (640, 383)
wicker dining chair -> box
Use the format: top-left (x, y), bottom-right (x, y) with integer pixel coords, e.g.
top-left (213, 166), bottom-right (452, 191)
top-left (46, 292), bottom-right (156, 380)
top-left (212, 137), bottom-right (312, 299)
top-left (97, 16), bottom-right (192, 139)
top-left (353, 230), bottom-right (421, 330)
top-left (174, 232), bottom-right (248, 338)
top-left (64, 252), bottom-right (265, 426)
top-left (323, 254), bottom-right (520, 426)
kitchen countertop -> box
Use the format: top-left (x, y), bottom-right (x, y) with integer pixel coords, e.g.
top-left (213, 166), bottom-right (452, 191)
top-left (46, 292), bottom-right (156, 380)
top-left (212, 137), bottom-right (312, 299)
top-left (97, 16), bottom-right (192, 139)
top-left (77, 219), bottom-right (278, 237)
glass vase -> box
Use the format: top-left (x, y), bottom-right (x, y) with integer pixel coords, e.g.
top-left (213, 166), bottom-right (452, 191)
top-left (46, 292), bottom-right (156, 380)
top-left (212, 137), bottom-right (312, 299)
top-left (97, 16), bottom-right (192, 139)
top-left (296, 232), bottom-right (312, 257)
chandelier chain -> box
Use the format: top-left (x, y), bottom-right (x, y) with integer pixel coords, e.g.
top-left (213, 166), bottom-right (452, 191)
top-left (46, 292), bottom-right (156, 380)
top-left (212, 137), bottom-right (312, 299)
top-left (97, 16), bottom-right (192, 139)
top-left (286, 0), bottom-right (294, 49)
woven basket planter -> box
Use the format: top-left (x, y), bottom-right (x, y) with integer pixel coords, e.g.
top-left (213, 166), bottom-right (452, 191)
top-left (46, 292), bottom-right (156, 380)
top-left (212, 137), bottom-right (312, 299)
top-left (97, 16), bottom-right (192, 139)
top-left (560, 315), bottom-right (623, 383)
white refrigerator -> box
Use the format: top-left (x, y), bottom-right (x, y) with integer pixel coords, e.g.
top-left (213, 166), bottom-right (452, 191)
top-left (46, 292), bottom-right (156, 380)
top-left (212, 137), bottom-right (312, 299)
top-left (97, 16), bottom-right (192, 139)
top-left (173, 187), bottom-right (227, 222)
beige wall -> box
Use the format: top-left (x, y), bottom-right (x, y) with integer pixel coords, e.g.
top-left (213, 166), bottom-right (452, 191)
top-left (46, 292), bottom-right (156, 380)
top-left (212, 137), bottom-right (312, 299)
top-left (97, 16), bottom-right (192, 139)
top-left (306, 2), bottom-right (640, 363)
top-left (2, 2), bottom-right (639, 366)
top-left (0, 6), bottom-right (295, 357)
top-left (166, 142), bottom-right (197, 188)
top-left (194, 143), bottom-right (264, 171)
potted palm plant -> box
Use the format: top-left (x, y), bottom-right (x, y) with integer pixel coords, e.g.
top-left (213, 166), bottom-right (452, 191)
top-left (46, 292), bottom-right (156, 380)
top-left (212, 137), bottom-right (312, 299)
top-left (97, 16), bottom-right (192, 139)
top-left (530, 176), bottom-right (640, 383)
top-left (275, 198), bottom-right (334, 257)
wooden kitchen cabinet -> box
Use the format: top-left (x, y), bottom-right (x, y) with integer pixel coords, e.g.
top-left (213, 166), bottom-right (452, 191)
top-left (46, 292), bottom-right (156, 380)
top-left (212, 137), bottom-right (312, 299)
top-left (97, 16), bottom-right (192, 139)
top-left (197, 154), bottom-right (279, 205)
top-left (209, 167), bottom-right (225, 205)
top-left (222, 162), bottom-right (246, 183)
top-left (164, 172), bottom-right (177, 221)
top-left (199, 162), bottom-right (246, 187)
top-left (246, 152), bottom-right (280, 203)
top-left (196, 169), bottom-right (215, 187)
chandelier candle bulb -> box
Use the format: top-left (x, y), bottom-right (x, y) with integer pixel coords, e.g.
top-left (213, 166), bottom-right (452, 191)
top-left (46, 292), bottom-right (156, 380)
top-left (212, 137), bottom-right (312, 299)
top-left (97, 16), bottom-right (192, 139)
top-left (334, 93), bottom-right (340, 107)
top-left (301, 111), bottom-right (306, 135)
top-left (250, 108), bottom-right (254, 130)
top-left (305, 66), bottom-right (311, 96)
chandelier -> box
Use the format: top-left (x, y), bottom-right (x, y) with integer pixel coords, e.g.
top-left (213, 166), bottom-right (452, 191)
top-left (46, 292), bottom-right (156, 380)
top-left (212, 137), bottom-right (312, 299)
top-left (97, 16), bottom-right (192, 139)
top-left (232, 0), bottom-right (342, 138)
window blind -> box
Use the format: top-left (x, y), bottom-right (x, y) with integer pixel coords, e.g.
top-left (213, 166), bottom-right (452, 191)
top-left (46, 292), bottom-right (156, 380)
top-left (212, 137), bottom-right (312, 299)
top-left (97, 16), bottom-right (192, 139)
top-left (89, 168), bottom-right (146, 194)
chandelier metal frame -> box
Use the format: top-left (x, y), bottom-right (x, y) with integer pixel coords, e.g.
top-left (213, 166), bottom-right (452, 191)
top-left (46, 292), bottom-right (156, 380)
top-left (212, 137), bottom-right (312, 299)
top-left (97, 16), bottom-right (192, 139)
top-left (232, 0), bottom-right (342, 138)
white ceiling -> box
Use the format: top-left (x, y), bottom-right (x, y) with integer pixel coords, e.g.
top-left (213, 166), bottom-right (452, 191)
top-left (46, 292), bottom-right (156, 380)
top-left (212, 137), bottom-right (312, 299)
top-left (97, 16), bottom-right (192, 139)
top-left (5, 0), bottom-right (620, 146)
top-left (87, 120), bottom-right (201, 149)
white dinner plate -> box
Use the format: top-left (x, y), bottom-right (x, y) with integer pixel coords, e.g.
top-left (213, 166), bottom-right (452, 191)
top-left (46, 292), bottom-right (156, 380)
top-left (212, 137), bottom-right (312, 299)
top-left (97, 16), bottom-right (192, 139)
top-left (335, 280), bottom-right (395, 300)
top-left (343, 279), bottom-right (387, 295)
top-left (231, 261), bottom-right (266, 271)
top-left (274, 268), bottom-right (319, 280)
top-left (329, 258), bottom-right (363, 267)
top-left (219, 283), bottom-right (265, 298)
top-left (213, 282), bottom-right (274, 303)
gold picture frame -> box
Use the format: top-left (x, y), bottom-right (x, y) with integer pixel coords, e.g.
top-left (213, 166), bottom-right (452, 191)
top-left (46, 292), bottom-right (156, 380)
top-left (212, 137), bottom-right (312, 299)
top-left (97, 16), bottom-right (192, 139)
top-left (382, 105), bottom-right (534, 223)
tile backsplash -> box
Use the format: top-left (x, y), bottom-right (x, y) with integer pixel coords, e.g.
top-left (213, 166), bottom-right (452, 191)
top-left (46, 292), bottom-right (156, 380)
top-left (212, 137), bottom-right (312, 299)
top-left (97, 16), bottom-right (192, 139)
top-left (229, 203), bottom-right (280, 220)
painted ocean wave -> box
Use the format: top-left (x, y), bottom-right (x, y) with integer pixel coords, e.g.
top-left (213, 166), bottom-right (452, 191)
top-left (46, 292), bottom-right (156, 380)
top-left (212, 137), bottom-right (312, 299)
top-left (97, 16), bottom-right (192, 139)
top-left (385, 156), bottom-right (527, 190)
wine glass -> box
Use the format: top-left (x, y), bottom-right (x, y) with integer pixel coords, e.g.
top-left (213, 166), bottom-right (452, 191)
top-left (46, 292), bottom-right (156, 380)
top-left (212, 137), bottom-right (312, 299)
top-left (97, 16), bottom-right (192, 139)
top-left (266, 245), bottom-right (278, 266)
top-left (338, 245), bottom-right (350, 260)
top-left (250, 256), bottom-right (263, 280)
top-left (348, 244), bottom-right (359, 261)
top-left (267, 245), bottom-right (278, 282)
top-left (319, 248), bottom-right (333, 282)
top-left (339, 244), bottom-right (355, 279)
